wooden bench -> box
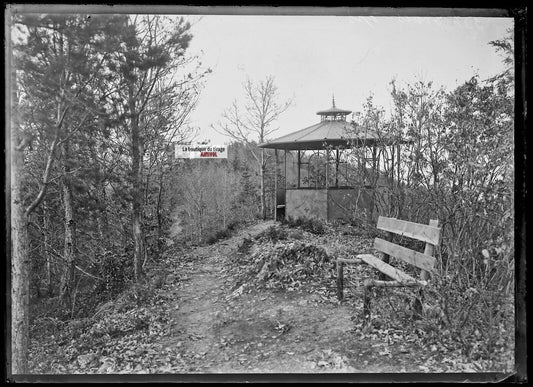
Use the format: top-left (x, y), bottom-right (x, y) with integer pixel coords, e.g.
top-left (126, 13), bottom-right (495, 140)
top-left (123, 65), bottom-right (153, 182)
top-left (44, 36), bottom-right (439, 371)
top-left (336, 216), bottom-right (441, 321)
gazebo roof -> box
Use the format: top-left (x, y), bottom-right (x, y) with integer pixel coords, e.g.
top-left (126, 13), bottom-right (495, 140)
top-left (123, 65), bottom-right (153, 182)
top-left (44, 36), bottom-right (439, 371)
top-left (258, 120), bottom-right (382, 150)
top-left (316, 95), bottom-right (352, 117)
top-left (316, 106), bottom-right (353, 116)
top-left (259, 97), bottom-right (406, 150)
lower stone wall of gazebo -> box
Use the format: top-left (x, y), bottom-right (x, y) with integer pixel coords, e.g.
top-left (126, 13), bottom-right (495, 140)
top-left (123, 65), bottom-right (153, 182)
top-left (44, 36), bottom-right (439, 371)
top-left (285, 188), bottom-right (375, 222)
top-left (286, 189), bottom-right (328, 221)
top-left (327, 188), bottom-right (374, 221)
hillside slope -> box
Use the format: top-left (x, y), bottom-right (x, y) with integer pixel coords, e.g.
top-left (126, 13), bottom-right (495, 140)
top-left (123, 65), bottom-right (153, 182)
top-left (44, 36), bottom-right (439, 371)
top-left (28, 220), bottom-right (514, 377)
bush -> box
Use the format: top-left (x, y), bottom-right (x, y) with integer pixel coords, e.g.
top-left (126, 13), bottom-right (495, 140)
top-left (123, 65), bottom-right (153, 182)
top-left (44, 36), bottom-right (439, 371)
top-left (419, 274), bottom-right (515, 369)
top-left (93, 250), bottom-right (132, 299)
top-left (90, 309), bottom-right (150, 338)
top-left (288, 229), bottom-right (305, 240)
top-left (206, 228), bottom-right (233, 244)
top-left (303, 218), bottom-right (325, 235)
top-left (237, 236), bottom-right (254, 256)
top-left (282, 216), bottom-right (325, 235)
top-left (227, 220), bottom-right (240, 231)
top-left (257, 225), bottom-right (288, 243)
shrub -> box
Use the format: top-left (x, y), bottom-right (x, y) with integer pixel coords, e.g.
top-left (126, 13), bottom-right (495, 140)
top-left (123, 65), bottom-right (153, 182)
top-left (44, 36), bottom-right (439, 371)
top-left (227, 220), bottom-right (240, 231)
top-left (93, 250), bottom-right (132, 299)
top-left (258, 225), bottom-right (288, 243)
top-left (206, 228), bottom-right (233, 244)
top-left (300, 218), bottom-right (325, 235)
top-left (90, 308), bottom-right (150, 338)
top-left (288, 229), bottom-right (305, 240)
top-left (282, 216), bottom-right (325, 235)
top-left (237, 236), bottom-right (254, 255)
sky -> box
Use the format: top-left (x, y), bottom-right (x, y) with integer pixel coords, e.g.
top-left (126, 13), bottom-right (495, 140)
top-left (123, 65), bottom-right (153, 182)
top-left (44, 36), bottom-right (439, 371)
top-left (183, 15), bottom-right (513, 145)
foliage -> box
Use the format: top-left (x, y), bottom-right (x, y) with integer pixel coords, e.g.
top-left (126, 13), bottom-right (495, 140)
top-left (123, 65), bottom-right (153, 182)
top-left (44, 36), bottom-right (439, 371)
top-left (27, 218), bottom-right (513, 374)
top-left (92, 250), bottom-right (133, 300)
top-left (29, 262), bottom-right (177, 373)
top-left (282, 216), bottom-right (326, 235)
top-left (11, 16), bottom-right (208, 373)
top-left (343, 53), bottom-right (514, 363)
top-left (256, 224), bottom-right (288, 244)
top-left (206, 228), bottom-right (234, 245)
top-left (171, 142), bottom-right (261, 244)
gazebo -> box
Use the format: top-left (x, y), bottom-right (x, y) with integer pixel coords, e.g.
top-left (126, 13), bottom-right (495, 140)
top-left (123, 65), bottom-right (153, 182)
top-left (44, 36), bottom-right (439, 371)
top-left (258, 97), bottom-right (400, 222)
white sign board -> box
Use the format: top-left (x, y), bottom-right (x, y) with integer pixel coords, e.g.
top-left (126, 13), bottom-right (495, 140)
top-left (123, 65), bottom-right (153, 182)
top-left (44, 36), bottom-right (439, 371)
top-left (175, 144), bottom-right (228, 159)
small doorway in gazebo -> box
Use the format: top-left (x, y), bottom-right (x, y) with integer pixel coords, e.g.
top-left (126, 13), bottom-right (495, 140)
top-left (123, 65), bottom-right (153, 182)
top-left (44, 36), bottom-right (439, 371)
top-left (260, 97), bottom-right (401, 223)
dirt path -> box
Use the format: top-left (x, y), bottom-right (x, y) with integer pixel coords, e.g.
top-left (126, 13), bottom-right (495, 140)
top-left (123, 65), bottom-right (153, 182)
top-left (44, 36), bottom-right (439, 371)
top-left (160, 222), bottom-right (409, 373)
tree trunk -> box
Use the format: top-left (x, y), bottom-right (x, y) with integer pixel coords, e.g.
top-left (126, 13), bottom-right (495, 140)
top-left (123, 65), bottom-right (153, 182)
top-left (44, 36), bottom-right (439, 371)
top-left (43, 203), bottom-right (53, 296)
top-left (132, 169), bottom-right (145, 282)
top-left (96, 180), bottom-right (109, 251)
top-left (11, 144), bottom-right (30, 375)
top-left (198, 191), bottom-right (204, 242)
top-left (90, 144), bottom-right (109, 252)
top-left (156, 168), bottom-right (164, 252)
top-left (10, 68), bottom-right (30, 373)
top-left (59, 141), bottom-right (76, 308)
top-left (130, 92), bottom-right (145, 281)
top-left (10, 64), bottom-right (64, 373)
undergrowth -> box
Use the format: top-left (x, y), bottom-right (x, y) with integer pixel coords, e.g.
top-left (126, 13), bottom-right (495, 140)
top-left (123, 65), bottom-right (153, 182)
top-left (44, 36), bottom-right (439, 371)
top-left (233, 221), bottom-right (515, 372)
top-left (282, 216), bottom-right (326, 235)
top-left (28, 248), bottom-right (182, 374)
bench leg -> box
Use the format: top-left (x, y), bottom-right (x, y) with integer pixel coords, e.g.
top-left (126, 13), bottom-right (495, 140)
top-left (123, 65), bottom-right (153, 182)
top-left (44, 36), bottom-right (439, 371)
top-left (336, 261), bottom-right (344, 301)
top-left (413, 288), bottom-right (424, 319)
top-left (363, 281), bottom-right (372, 323)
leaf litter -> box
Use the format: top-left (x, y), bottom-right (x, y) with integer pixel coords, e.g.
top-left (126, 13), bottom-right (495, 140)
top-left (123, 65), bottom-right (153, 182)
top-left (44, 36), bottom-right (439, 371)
top-left (29, 221), bottom-right (514, 374)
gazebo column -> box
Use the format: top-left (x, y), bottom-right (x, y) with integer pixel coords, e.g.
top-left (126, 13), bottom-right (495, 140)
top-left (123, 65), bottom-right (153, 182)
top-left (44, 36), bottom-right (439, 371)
top-left (326, 148), bottom-right (330, 221)
top-left (297, 150), bottom-right (301, 189)
top-left (284, 149), bottom-right (287, 191)
top-left (335, 148), bottom-right (339, 187)
top-left (284, 149), bottom-right (287, 220)
top-left (274, 149), bottom-right (278, 221)
top-left (326, 148), bottom-right (329, 189)
top-left (315, 151), bottom-right (318, 189)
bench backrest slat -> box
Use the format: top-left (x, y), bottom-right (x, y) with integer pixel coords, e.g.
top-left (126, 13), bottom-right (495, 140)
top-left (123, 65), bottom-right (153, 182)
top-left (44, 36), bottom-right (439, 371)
top-left (359, 254), bottom-right (418, 283)
top-left (377, 216), bottom-right (441, 245)
top-left (374, 237), bottom-right (436, 272)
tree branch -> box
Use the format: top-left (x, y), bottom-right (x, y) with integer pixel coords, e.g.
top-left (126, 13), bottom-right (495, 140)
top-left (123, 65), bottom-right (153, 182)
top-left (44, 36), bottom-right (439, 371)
top-left (24, 106), bottom-right (69, 217)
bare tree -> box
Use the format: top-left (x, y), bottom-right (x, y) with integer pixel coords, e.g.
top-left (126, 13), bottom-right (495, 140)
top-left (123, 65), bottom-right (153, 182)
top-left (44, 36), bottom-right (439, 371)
top-left (212, 75), bottom-right (291, 219)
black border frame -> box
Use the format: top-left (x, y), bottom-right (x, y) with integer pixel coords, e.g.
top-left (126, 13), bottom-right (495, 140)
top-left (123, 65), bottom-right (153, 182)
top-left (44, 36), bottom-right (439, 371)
top-left (3, 3), bottom-right (527, 383)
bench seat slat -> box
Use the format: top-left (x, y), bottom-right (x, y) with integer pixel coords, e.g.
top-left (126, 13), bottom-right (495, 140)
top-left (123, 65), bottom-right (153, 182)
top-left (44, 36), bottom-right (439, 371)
top-left (337, 257), bottom-right (363, 264)
top-left (357, 254), bottom-right (423, 285)
top-left (364, 279), bottom-right (427, 288)
top-left (377, 216), bottom-right (441, 245)
top-left (373, 238), bottom-right (436, 272)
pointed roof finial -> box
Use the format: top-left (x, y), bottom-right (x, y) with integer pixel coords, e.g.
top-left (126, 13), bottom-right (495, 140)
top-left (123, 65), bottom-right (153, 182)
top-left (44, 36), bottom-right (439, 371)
top-left (332, 94), bottom-right (336, 108)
